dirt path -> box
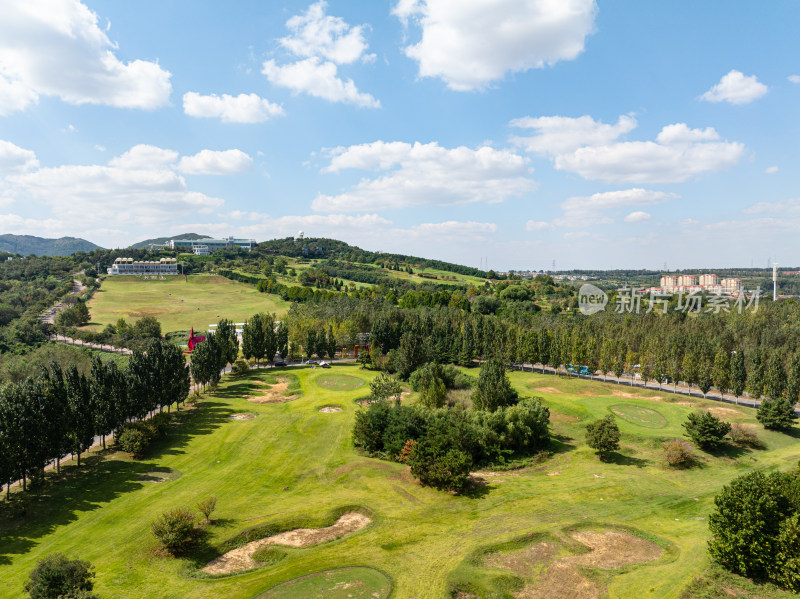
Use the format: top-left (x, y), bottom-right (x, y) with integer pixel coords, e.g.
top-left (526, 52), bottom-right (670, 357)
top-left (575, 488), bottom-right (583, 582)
top-left (201, 512), bottom-right (372, 575)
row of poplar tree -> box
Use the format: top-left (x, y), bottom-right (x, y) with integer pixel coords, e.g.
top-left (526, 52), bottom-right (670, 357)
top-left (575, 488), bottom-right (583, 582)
top-left (0, 339), bottom-right (189, 498)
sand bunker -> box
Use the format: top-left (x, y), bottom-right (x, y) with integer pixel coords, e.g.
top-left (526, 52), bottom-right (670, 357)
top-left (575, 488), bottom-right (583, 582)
top-left (704, 406), bottom-right (742, 418)
top-left (488, 529), bottom-right (663, 599)
top-left (612, 391), bottom-right (663, 400)
top-left (319, 406), bottom-right (343, 413)
top-left (202, 512), bottom-right (372, 575)
top-left (229, 413), bottom-right (256, 420)
top-left (245, 378), bottom-right (299, 404)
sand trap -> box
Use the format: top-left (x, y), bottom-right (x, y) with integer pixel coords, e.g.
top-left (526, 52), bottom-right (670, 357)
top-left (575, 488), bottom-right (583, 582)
top-left (612, 391), bottom-right (663, 400)
top-left (319, 406), bottom-right (343, 413)
top-left (245, 378), bottom-right (300, 404)
top-left (229, 413), bottom-right (256, 420)
top-left (532, 387), bottom-right (565, 394)
top-left (202, 512), bottom-right (372, 575)
top-left (488, 529), bottom-right (662, 599)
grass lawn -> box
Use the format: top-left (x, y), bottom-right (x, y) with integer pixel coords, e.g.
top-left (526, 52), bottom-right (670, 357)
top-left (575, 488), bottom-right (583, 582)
top-left (1, 366), bottom-right (798, 598)
top-left (83, 275), bottom-right (290, 333)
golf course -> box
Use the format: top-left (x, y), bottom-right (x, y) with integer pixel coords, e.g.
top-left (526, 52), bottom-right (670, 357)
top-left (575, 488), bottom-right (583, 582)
top-left (83, 275), bottom-right (290, 333)
top-left (2, 363), bottom-right (798, 598)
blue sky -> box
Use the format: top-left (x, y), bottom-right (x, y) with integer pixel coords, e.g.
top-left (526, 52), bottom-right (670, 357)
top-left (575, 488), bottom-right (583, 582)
top-left (1, 0), bottom-right (799, 270)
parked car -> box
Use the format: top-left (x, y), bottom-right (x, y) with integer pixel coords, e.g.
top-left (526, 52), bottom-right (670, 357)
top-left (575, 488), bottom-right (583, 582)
top-left (273, 360), bottom-right (286, 367)
top-left (319, 361), bottom-right (331, 368)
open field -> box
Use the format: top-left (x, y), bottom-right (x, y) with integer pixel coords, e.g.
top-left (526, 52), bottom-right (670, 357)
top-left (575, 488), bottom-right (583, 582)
top-left (83, 275), bottom-right (290, 333)
top-left (1, 366), bottom-right (799, 598)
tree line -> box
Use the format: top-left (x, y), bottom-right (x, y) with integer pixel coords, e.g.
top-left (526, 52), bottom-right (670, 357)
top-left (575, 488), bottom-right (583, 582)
top-left (0, 339), bottom-right (189, 497)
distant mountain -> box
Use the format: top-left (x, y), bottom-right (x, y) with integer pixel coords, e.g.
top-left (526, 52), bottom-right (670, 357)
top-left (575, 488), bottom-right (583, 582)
top-left (129, 233), bottom-right (210, 250)
top-left (0, 234), bottom-right (101, 256)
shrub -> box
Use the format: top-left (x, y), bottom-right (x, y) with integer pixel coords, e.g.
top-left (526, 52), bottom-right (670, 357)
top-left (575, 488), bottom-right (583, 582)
top-left (146, 412), bottom-right (172, 439)
top-left (369, 372), bottom-right (403, 402)
top-left (757, 398), bottom-right (797, 431)
top-left (117, 425), bottom-right (150, 459)
top-left (728, 423), bottom-right (762, 448)
top-left (197, 495), bottom-right (218, 523)
top-left (683, 411), bottom-right (731, 450)
top-left (409, 440), bottom-right (472, 493)
top-left (662, 439), bottom-right (695, 468)
top-left (397, 439), bottom-right (417, 463)
top-left (24, 553), bottom-right (98, 599)
top-left (151, 508), bottom-right (197, 554)
top-left (585, 415), bottom-right (621, 458)
top-left (352, 401), bottom-right (392, 454)
top-left (232, 359), bottom-right (250, 376)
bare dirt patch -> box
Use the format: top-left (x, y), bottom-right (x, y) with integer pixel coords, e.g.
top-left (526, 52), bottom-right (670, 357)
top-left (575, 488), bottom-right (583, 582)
top-left (704, 406), bottom-right (743, 419)
top-left (201, 512), bottom-right (372, 575)
top-left (229, 413), bottom-right (256, 420)
top-left (319, 406), bottom-right (343, 413)
top-left (245, 378), bottom-right (299, 404)
top-left (487, 529), bottom-right (663, 599)
top-left (568, 530), bottom-right (663, 569)
top-left (532, 387), bottom-right (565, 394)
top-left (550, 411), bottom-right (581, 423)
top-left (612, 391), bottom-right (663, 400)
top-left (136, 467), bottom-right (181, 483)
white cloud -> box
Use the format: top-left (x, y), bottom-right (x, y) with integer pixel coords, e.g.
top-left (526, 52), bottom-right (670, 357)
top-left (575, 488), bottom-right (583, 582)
top-left (109, 144), bottom-right (178, 170)
top-left (556, 188), bottom-right (674, 227)
top-left (393, 0), bottom-right (597, 91)
top-left (564, 231), bottom-right (590, 240)
top-left (263, 2), bottom-right (378, 107)
top-left (0, 0), bottom-right (171, 115)
top-left (513, 114), bottom-right (744, 183)
top-left (765, 165), bottom-right (779, 174)
top-left (410, 220), bottom-right (497, 237)
top-left (313, 140), bottom-right (536, 212)
top-left (743, 197), bottom-right (800, 215)
top-left (177, 149), bottom-right (253, 175)
top-left (182, 92), bottom-right (284, 123)
top-left (511, 114), bottom-right (637, 155)
top-left (789, 75), bottom-right (800, 84)
top-left (280, 1), bottom-right (373, 64)
top-left (700, 70), bottom-right (768, 105)
top-left (525, 220), bottom-right (553, 231)
top-left (624, 210), bottom-right (650, 223)
top-left (0, 140), bottom-right (39, 173)
top-left (262, 58), bottom-right (380, 108)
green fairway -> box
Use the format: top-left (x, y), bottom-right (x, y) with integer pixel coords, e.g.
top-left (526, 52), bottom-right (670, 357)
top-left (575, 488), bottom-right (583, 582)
top-left (254, 566), bottom-right (392, 599)
top-left (314, 373), bottom-right (366, 391)
top-left (84, 275), bottom-right (290, 333)
top-left (1, 367), bottom-right (798, 598)
top-left (609, 404), bottom-right (668, 428)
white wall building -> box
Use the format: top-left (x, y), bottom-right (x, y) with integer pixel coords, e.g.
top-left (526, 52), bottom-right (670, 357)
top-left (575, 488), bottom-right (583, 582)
top-left (107, 257), bottom-right (178, 275)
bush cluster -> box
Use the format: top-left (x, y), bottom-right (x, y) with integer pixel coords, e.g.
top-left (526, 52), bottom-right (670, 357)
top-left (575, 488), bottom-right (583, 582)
top-left (117, 412), bottom-right (171, 459)
top-left (709, 466), bottom-right (800, 591)
top-left (662, 439), bottom-right (695, 468)
top-left (353, 397), bottom-right (549, 492)
top-left (24, 553), bottom-right (98, 599)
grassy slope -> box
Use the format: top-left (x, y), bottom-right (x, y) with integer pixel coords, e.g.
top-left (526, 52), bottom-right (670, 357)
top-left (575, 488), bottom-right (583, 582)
top-left (83, 275), bottom-right (290, 333)
top-left (1, 366), bottom-right (798, 598)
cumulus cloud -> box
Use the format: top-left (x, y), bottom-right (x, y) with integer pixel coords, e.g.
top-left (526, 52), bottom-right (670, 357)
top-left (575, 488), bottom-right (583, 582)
top-left (263, 2), bottom-right (378, 107)
top-left (0, 0), bottom-right (171, 115)
top-left (262, 58), bottom-right (379, 108)
top-left (789, 75), bottom-right (800, 84)
top-left (624, 211), bottom-right (650, 223)
top-left (313, 140), bottom-right (536, 212)
top-left (525, 220), bottom-right (553, 231)
top-left (177, 149), bottom-right (253, 175)
top-left (556, 188), bottom-right (675, 227)
top-left (280, 1), bottom-right (373, 64)
top-left (0, 140), bottom-right (39, 173)
top-left (183, 92), bottom-right (284, 123)
top-left (765, 165), bottom-right (779, 174)
top-left (410, 220), bottom-right (497, 237)
top-left (512, 114), bottom-right (744, 183)
top-left (700, 70), bottom-right (768, 104)
top-left (393, 0), bottom-right (597, 91)
top-left (742, 197), bottom-right (800, 215)
top-left (109, 144), bottom-right (178, 170)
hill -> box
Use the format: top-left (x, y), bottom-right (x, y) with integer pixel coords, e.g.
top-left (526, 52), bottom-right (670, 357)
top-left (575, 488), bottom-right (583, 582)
top-left (129, 232), bottom-right (209, 250)
top-left (0, 234), bottom-right (101, 256)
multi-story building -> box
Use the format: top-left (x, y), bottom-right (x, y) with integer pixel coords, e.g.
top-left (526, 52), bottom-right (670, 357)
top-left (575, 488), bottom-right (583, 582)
top-left (107, 257), bottom-right (178, 275)
top-left (699, 274), bottom-right (719, 286)
top-left (168, 237), bottom-right (256, 252)
top-left (677, 274), bottom-right (698, 287)
top-left (721, 278), bottom-right (742, 293)
top-left (660, 276), bottom-right (678, 291)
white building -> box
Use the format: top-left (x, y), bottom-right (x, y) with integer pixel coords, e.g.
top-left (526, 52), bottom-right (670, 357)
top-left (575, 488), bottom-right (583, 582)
top-left (107, 257), bottom-right (178, 275)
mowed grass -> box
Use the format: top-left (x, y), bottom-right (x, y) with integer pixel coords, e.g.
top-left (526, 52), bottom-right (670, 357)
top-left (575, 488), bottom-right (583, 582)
top-left (314, 373), bottom-right (366, 391)
top-left (84, 275), bottom-right (290, 333)
top-left (1, 366), bottom-right (799, 598)
top-left (254, 566), bottom-right (391, 599)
